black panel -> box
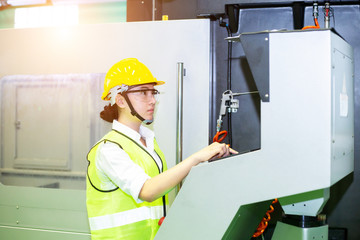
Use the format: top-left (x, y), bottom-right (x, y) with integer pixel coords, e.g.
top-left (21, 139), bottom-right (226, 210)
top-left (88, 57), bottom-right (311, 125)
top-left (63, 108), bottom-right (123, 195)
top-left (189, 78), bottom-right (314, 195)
top-left (196, 0), bottom-right (360, 16)
top-left (292, 1), bottom-right (305, 29)
top-left (211, 7), bottom-right (293, 153)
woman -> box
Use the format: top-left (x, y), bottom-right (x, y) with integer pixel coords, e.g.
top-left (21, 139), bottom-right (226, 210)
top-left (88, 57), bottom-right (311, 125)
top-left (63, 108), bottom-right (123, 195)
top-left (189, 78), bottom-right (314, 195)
top-left (86, 58), bottom-right (237, 240)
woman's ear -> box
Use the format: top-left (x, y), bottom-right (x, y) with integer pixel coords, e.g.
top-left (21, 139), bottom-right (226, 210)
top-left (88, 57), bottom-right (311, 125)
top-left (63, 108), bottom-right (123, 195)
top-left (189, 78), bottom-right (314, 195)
top-left (115, 94), bottom-right (127, 108)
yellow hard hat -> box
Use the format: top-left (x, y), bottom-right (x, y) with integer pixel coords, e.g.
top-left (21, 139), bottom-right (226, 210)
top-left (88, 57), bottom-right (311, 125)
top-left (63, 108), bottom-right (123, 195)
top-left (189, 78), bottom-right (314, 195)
top-left (102, 58), bottom-right (165, 100)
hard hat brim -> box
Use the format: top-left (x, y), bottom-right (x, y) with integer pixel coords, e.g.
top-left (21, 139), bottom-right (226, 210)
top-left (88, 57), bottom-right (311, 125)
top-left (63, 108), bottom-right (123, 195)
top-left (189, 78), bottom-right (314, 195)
top-left (101, 80), bottom-right (165, 100)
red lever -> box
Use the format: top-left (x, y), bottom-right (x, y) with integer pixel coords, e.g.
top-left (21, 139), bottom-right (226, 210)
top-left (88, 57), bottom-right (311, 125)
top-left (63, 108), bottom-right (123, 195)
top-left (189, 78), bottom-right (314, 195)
top-left (158, 216), bottom-right (165, 226)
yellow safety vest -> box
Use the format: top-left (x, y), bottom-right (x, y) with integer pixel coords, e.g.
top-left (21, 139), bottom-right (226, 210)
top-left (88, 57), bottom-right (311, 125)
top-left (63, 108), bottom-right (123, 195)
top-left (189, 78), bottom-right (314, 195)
top-left (86, 130), bottom-right (168, 240)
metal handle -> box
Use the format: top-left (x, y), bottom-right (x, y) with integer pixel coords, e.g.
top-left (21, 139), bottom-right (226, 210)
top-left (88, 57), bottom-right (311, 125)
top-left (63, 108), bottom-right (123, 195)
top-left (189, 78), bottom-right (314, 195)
top-left (176, 62), bottom-right (184, 193)
top-left (152, 0), bottom-right (156, 21)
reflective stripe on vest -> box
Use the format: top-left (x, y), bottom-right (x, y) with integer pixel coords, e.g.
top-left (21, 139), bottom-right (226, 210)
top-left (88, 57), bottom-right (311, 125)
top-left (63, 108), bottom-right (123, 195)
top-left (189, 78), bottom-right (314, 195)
top-left (89, 206), bottom-right (164, 231)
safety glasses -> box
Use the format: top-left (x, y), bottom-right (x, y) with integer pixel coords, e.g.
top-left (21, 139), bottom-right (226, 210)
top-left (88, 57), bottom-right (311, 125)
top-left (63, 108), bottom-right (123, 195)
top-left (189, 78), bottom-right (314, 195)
top-left (125, 89), bottom-right (160, 102)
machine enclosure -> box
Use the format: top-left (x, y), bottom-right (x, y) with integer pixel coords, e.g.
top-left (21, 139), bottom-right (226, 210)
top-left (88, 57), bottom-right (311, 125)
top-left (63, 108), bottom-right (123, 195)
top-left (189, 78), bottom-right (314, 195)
top-left (155, 30), bottom-right (354, 239)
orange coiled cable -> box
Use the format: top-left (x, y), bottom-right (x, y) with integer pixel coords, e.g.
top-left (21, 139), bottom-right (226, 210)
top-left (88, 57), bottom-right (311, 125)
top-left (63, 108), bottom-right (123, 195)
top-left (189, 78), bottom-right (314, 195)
top-left (252, 199), bottom-right (278, 238)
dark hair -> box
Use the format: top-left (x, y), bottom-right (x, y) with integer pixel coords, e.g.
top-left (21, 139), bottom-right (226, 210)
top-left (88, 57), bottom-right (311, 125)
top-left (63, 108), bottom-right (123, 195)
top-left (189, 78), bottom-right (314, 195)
top-left (100, 103), bottom-right (118, 123)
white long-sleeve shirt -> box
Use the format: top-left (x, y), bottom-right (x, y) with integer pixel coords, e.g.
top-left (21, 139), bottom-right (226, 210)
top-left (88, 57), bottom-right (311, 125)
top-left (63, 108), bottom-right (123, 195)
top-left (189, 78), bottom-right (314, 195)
top-left (95, 120), bottom-right (163, 203)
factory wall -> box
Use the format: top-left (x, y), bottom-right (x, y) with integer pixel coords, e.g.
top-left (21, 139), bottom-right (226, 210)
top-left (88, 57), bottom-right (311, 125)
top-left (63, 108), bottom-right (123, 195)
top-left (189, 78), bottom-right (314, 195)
top-left (0, 18), bottom-right (211, 239)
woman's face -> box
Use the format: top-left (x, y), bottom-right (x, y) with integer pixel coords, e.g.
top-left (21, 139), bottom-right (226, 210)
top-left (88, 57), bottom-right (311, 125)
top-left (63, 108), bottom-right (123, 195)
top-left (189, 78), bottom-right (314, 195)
top-left (125, 83), bottom-right (158, 122)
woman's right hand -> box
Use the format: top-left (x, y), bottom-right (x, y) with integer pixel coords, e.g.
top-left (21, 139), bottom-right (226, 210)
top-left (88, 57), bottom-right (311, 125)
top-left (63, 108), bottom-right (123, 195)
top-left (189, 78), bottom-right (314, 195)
top-left (189, 142), bottom-right (238, 165)
top-left (139, 142), bottom-right (238, 202)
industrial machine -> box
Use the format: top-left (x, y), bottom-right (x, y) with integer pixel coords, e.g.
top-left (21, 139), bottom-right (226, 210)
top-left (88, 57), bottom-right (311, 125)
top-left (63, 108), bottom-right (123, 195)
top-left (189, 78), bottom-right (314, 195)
top-left (155, 29), bottom-right (354, 239)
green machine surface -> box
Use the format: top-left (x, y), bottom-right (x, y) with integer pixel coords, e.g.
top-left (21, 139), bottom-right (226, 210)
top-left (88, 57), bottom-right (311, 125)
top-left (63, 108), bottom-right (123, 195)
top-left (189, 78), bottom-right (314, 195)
top-left (223, 200), bottom-right (273, 239)
top-left (272, 222), bottom-right (328, 240)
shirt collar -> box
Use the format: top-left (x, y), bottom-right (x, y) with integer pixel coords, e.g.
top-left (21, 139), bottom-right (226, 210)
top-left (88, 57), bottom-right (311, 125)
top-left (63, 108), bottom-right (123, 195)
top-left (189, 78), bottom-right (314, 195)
top-left (112, 120), bottom-right (155, 143)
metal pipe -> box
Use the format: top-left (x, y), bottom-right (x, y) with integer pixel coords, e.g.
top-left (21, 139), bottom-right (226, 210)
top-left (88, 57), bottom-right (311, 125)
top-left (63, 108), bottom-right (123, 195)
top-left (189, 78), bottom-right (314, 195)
top-left (176, 62), bottom-right (184, 193)
top-left (232, 91), bottom-right (259, 97)
top-left (226, 26), bottom-right (233, 146)
top-left (152, 0), bottom-right (155, 21)
top-left (324, 2), bottom-right (330, 28)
